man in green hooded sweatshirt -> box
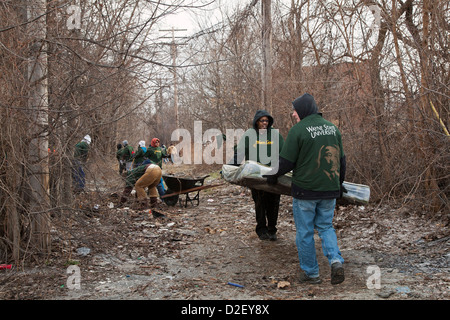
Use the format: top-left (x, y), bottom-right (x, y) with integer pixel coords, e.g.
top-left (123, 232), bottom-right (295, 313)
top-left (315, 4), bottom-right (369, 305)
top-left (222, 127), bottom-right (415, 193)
top-left (263, 93), bottom-right (346, 285)
top-left (72, 134), bottom-right (91, 193)
top-left (230, 110), bottom-right (284, 241)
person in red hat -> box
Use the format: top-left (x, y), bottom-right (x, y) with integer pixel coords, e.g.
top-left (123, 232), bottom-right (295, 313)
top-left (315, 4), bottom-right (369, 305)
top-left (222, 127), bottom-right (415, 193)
top-left (145, 138), bottom-right (167, 167)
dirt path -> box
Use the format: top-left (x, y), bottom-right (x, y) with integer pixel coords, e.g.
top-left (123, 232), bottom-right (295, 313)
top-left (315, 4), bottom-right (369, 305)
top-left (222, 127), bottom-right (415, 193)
top-left (1, 165), bottom-right (448, 302)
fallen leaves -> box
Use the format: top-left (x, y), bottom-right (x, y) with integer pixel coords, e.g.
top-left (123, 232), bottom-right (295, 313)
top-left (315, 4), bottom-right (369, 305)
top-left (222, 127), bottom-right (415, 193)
top-left (2, 165), bottom-right (449, 300)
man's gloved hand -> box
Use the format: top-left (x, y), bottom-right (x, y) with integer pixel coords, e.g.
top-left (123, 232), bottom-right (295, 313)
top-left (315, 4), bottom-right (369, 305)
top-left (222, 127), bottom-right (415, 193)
top-left (262, 175), bottom-right (278, 185)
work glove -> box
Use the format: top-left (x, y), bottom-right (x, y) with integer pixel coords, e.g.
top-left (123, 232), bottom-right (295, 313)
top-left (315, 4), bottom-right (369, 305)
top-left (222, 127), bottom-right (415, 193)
top-left (262, 175), bottom-right (278, 185)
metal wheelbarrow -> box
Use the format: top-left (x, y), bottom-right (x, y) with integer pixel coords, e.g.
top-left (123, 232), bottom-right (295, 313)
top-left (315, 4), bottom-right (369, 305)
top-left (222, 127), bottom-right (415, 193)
top-left (161, 174), bottom-right (223, 207)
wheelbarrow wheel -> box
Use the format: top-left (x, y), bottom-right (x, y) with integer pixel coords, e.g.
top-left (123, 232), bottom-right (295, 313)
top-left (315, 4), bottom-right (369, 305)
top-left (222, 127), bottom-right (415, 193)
top-left (163, 189), bottom-right (179, 206)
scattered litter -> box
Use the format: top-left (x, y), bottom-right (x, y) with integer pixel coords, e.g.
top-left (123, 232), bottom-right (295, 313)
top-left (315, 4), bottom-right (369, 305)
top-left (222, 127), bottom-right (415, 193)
top-left (396, 286), bottom-right (411, 294)
top-left (228, 282), bottom-right (244, 288)
top-left (152, 210), bottom-right (166, 218)
top-left (76, 247), bottom-right (91, 256)
top-left (376, 290), bottom-right (395, 299)
top-left (7, 165), bottom-right (444, 300)
top-left (277, 281), bottom-right (290, 289)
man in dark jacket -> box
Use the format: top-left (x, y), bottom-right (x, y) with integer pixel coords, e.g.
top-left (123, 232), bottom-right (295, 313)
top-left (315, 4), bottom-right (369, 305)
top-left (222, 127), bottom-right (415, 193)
top-left (264, 93), bottom-right (346, 285)
top-left (72, 135), bottom-right (91, 193)
top-left (131, 140), bottom-right (147, 168)
top-left (231, 110), bottom-right (284, 241)
top-left (117, 140), bottom-right (133, 173)
top-left (116, 143), bottom-right (125, 174)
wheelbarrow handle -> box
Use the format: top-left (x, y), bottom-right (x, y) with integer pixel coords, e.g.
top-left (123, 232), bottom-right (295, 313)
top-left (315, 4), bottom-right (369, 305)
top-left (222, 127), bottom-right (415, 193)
top-left (161, 183), bottom-right (225, 199)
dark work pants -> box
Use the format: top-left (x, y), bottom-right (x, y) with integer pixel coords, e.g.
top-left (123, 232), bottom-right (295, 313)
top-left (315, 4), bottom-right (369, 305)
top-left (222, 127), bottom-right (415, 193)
top-left (72, 159), bottom-right (85, 192)
top-left (251, 189), bottom-right (281, 236)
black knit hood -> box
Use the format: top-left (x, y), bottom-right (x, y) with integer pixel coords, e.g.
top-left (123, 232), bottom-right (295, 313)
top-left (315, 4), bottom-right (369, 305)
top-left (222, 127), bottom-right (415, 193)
top-left (252, 110), bottom-right (274, 130)
top-left (292, 93), bottom-right (319, 120)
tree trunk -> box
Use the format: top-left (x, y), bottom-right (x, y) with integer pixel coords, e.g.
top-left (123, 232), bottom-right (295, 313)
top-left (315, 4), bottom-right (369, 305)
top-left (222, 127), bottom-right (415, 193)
top-left (367, 17), bottom-right (392, 192)
top-left (26, 0), bottom-right (51, 255)
top-left (261, 0), bottom-right (272, 114)
top-left (405, 0), bottom-right (444, 211)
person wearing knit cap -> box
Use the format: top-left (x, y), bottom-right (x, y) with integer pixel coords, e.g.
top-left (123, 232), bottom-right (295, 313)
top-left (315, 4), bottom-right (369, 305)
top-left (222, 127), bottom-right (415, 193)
top-left (72, 134), bottom-right (91, 193)
top-left (117, 139), bottom-right (134, 173)
top-left (263, 93), bottom-right (346, 285)
top-left (144, 138), bottom-right (167, 167)
top-left (131, 140), bottom-right (147, 168)
top-left (139, 140), bottom-right (147, 152)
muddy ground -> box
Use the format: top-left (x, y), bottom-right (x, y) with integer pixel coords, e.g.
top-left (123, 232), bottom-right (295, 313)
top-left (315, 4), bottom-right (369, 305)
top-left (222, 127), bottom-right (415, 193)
top-left (1, 163), bottom-right (449, 303)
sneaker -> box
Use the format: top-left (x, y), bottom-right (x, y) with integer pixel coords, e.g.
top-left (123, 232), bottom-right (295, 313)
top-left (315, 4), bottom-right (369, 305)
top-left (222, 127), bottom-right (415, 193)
top-left (331, 262), bottom-right (345, 285)
top-left (268, 233), bottom-right (277, 241)
top-left (299, 273), bottom-right (322, 284)
top-left (258, 232), bottom-right (270, 240)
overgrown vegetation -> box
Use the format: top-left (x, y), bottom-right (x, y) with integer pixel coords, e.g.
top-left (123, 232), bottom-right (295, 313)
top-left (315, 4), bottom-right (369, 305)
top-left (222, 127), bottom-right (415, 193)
top-left (1, 0), bottom-right (448, 263)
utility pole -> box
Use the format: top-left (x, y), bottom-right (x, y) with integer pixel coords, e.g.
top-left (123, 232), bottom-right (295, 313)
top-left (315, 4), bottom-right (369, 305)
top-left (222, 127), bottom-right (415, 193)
top-left (160, 27), bottom-right (187, 132)
top-left (262, 0), bottom-right (273, 114)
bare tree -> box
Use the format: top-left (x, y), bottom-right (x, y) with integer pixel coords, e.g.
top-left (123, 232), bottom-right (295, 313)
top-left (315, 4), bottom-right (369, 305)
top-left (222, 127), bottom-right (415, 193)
top-left (0, 0), bottom-right (213, 262)
top-left (182, 0), bottom-right (448, 213)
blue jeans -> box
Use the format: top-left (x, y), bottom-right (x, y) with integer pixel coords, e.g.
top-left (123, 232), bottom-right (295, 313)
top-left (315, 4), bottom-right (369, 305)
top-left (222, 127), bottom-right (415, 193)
top-left (292, 198), bottom-right (344, 278)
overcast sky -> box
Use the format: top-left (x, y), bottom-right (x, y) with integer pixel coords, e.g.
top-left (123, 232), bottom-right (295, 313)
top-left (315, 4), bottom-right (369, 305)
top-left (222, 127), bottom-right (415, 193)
top-left (157, 0), bottom-right (246, 36)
